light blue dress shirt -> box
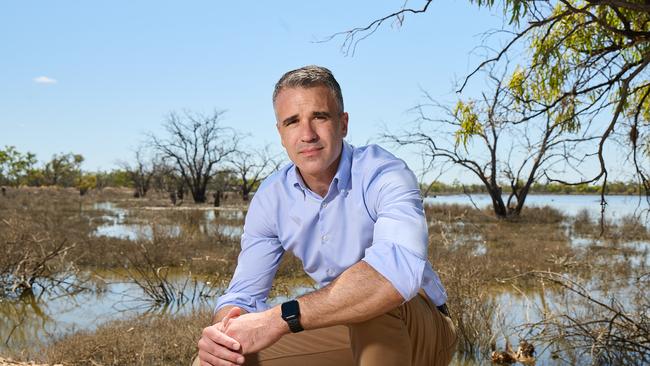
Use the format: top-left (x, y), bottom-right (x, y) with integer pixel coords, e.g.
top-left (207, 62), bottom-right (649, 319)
top-left (215, 141), bottom-right (448, 313)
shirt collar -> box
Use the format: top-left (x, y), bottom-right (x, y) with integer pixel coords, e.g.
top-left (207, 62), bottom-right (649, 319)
top-left (289, 140), bottom-right (353, 195)
top-left (333, 140), bottom-right (352, 192)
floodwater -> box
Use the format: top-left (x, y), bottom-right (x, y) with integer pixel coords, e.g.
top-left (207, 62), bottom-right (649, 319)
top-left (426, 193), bottom-right (650, 225)
top-left (91, 202), bottom-right (244, 240)
top-left (0, 271), bottom-right (219, 352)
top-left (2, 195), bottom-right (649, 365)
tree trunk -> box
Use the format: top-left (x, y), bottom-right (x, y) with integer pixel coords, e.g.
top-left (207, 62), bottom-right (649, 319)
top-left (213, 190), bottom-right (221, 207)
top-left (192, 189), bottom-right (206, 203)
top-left (487, 186), bottom-right (508, 218)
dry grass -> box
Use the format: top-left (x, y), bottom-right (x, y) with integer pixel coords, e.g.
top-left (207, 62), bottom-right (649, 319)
top-left (0, 357), bottom-right (56, 366)
top-left (572, 208), bottom-right (649, 242)
top-left (43, 308), bottom-right (211, 366)
top-left (428, 204), bottom-right (577, 283)
top-left (0, 187), bottom-right (245, 276)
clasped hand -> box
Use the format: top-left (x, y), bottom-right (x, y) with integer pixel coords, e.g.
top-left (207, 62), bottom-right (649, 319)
top-left (197, 307), bottom-right (287, 366)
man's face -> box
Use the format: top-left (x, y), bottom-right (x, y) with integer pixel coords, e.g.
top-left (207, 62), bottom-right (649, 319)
top-left (274, 86), bottom-right (348, 182)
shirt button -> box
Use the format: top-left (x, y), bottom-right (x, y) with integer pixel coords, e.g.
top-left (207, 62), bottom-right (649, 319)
top-left (327, 268), bottom-right (335, 276)
top-left (321, 235), bottom-right (328, 242)
top-left (322, 202), bottom-right (327, 208)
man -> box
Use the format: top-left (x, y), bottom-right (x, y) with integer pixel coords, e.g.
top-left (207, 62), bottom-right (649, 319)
top-left (196, 65), bottom-right (457, 366)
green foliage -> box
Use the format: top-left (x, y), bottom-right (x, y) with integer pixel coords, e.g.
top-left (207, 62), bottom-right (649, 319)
top-left (23, 168), bottom-right (46, 186)
top-left (77, 174), bottom-right (97, 195)
top-left (453, 100), bottom-right (484, 148)
top-left (498, 0), bottom-right (649, 144)
top-left (424, 180), bottom-right (640, 195)
top-left (0, 145), bottom-right (37, 187)
top-left (471, 0), bottom-right (531, 25)
top-left (98, 169), bottom-right (132, 188)
top-left (43, 153), bottom-right (84, 187)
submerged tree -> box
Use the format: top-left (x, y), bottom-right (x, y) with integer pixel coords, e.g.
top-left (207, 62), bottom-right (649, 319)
top-left (386, 67), bottom-right (598, 217)
top-left (228, 145), bottom-right (282, 201)
top-left (120, 146), bottom-right (160, 198)
top-left (331, 0), bottom-right (650, 207)
top-left (149, 110), bottom-right (240, 203)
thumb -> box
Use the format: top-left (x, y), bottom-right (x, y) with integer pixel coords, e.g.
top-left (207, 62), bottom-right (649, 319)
top-left (222, 306), bottom-right (242, 326)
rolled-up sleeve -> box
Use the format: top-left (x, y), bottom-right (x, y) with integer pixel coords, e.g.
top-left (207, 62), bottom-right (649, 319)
top-left (361, 159), bottom-right (428, 302)
top-left (215, 191), bottom-right (284, 314)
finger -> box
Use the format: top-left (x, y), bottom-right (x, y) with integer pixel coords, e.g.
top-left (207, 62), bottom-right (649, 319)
top-left (199, 348), bottom-right (245, 366)
top-left (222, 306), bottom-right (242, 325)
top-left (202, 326), bottom-right (241, 351)
top-left (199, 355), bottom-right (237, 366)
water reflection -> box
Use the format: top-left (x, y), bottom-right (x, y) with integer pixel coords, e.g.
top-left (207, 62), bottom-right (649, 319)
top-left (0, 291), bottom-right (52, 350)
top-left (88, 202), bottom-right (244, 241)
top-left (477, 272), bottom-right (647, 366)
top-left (0, 272), bottom-right (218, 354)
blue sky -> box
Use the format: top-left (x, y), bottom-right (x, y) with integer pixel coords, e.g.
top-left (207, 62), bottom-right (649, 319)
top-left (0, 1), bottom-right (630, 183)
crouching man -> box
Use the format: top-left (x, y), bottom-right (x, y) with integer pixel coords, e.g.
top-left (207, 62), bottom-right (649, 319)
top-left (196, 65), bottom-right (457, 366)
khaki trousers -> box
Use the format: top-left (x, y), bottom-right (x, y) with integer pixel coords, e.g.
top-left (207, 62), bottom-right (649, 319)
top-left (194, 292), bottom-right (457, 366)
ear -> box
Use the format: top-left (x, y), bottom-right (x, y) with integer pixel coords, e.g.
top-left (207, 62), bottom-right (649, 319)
top-left (340, 112), bottom-right (349, 138)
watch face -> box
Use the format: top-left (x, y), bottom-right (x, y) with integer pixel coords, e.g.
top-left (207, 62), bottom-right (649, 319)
top-left (282, 300), bottom-right (300, 319)
top-left (281, 300), bottom-right (304, 333)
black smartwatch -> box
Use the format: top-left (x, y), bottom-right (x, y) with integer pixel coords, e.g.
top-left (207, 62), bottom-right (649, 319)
top-left (281, 300), bottom-right (304, 333)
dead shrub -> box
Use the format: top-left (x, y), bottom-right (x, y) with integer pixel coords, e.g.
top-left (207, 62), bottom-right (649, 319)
top-left (521, 271), bottom-right (650, 365)
top-left (440, 262), bottom-right (497, 357)
top-left (45, 308), bottom-right (211, 366)
top-left (0, 217), bottom-right (84, 298)
top-left (618, 214), bottom-right (649, 241)
top-left (122, 242), bottom-right (225, 306)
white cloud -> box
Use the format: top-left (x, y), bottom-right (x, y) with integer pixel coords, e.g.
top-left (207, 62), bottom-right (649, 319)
top-left (33, 76), bottom-right (57, 84)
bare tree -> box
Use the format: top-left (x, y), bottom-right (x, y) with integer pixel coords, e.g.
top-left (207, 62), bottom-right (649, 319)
top-left (119, 146), bottom-right (159, 198)
top-left (228, 145), bottom-right (283, 201)
top-left (149, 110), bottom-right (240, 203)
top-left (385, 67), bottom-right (598, 217)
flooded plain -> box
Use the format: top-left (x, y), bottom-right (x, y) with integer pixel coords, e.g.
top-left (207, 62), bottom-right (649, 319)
top-left (1, 192), bottom-right (648, 365)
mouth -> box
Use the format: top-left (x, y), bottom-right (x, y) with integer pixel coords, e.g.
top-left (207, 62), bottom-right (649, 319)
top-left (299, 146), bottom-right (323, 156)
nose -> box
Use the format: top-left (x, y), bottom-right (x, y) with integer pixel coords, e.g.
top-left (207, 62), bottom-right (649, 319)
top-left (299, 120), bottom-right (318, 143)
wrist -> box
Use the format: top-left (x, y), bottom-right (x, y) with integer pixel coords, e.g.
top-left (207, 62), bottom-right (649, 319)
top-left (269, 306), bottom-right (291, 336)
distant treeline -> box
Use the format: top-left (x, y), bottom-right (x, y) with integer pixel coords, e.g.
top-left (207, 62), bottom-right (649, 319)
top-left (0, 146), bottom-right (249, 197)
top-left (422, 181), bottom-right (643, 196)
top-left (2, 145), bottom-right (643, 197)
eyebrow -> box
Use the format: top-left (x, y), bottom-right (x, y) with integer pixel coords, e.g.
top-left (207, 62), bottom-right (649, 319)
top-left (281, 115), bottom-right (299, 126)
top-left (281, 111), bottom-right (332, 126)
top-left (313, 111), bottom-right (331, 118)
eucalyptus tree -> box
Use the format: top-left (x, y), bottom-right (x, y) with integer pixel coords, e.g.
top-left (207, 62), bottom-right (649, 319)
top-left (386, 67), bottom-right (598, 217)
top-left (332, 0), bottom-right (650, 202)
top-left (0, 146), bottom-right (36, 187)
